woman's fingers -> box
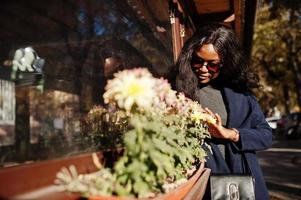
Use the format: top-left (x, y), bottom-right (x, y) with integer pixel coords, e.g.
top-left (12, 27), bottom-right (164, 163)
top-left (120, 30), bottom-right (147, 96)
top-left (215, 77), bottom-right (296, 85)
top-left (204, 108), bottom-right (225, 139)
top-left (204, 107), bottom-right (223, 126)
top-left (214, 113), bottom-right (222, 126)
top-left (204, 107), bottom-right (215, 117)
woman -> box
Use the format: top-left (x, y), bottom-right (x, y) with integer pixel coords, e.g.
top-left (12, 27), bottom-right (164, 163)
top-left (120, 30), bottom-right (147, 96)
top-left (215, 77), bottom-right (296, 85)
top-left (174, 24), bottom-right (272, 199)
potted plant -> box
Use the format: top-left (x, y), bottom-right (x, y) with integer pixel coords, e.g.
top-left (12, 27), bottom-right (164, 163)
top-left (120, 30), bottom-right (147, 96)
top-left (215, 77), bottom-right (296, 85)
top-left (56, 68), bottom-right (214, 199)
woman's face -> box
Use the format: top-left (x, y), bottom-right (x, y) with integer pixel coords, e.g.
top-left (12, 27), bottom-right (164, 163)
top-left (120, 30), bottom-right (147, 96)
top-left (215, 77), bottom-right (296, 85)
top-left (191, 43), bottom-right (222, 84)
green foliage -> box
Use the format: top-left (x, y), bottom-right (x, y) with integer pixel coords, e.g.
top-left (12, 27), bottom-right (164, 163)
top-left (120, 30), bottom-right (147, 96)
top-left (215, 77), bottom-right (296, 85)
top-left (59, 109), bottom-right (210, 198)
top-left (252, 1), bottom-right (301, 113)
top-left (56, 165), bottom-right (117, 197)
top-left (113, 111), bottom-right (209, 197)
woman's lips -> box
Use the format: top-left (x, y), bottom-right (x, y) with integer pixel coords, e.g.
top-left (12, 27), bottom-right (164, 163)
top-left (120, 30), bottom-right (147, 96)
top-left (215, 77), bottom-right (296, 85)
top-left (198, 74), bottom-right (211, 79)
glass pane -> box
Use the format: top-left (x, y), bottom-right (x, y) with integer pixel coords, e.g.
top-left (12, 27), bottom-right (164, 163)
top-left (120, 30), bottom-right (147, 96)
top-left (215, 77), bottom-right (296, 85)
top-left (0, 0), bottom-right (173, 167)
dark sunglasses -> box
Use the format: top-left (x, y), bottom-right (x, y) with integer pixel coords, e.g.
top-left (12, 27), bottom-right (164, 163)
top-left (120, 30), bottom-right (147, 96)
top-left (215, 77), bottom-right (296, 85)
top-left (191, 55), bottom-right (222, 73)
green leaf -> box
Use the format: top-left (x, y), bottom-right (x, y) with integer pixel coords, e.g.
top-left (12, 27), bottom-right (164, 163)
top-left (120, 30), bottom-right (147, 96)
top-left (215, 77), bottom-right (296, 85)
top-left (133, 178), bottom-right (151, 198)
top-left (115, 181), bottom-right (132, 196)
top-left (152, 137), bottom-right (174, 155)
top-left (124, 130), bottom-right (137, 148)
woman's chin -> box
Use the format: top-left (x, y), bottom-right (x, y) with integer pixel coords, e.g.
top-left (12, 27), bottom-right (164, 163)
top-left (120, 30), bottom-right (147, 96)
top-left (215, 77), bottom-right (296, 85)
top-left (198, 76), bottom-right (211, 84)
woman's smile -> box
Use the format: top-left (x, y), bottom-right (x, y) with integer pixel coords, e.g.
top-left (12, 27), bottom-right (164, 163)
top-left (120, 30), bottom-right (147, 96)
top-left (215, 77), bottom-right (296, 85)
top-left (197, 73), bottom-right (211, 80)
top-left (192, 43), bottom-right (221, 84)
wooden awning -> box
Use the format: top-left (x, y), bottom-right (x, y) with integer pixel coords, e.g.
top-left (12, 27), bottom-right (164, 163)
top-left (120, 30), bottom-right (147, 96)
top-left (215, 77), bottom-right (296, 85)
top-left (173, 0), bottom-right (258, 60)
top-left (126, 0), bottom-right (258, 61)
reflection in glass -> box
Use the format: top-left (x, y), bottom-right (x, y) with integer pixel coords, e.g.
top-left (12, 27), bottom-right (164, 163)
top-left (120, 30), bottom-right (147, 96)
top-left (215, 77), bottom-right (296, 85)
top-left (0, 0), bottom-right (173, 167)
top-left (0, 80), bottom-right (15, 146)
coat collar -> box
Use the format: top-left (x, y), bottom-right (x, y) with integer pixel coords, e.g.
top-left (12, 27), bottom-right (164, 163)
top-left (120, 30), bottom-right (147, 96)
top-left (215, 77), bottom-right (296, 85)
top-left (223, 87), bottom-right (256, 130)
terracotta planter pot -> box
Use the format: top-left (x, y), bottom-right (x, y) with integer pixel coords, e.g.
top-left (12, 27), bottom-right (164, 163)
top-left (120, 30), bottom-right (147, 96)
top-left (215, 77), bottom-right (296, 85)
top-left (89, 162), bottom-right (208, 200)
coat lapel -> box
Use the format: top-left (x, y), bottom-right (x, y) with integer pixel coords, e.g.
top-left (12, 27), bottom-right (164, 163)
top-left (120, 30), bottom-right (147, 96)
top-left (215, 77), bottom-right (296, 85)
top-left (222, 87), bottom-right (237, 128)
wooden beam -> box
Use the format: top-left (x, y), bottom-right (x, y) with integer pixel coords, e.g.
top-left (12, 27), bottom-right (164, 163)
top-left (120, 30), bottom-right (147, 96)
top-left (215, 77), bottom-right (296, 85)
top-left (177, 0), bottom-right (196, 35)
top-left (193, 0), bottom-right (230, 14)
top-left (233, 0), bottom-right (245, 42)
top-left (170, 0), bottom-right (184, 63)
top-left (171, 16), bottom-right (182, 63)
top-left (243, 0), bottom-right (258, 57)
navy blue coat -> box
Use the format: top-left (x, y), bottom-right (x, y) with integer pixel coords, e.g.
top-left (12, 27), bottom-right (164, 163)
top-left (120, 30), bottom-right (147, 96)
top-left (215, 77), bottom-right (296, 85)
top-left (204, 87), bottom-right (273, 200)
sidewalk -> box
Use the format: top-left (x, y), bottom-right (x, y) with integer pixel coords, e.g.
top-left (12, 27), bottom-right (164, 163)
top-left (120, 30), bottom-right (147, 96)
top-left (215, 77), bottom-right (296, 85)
top-left (258, 139), bottom-right (301, 200)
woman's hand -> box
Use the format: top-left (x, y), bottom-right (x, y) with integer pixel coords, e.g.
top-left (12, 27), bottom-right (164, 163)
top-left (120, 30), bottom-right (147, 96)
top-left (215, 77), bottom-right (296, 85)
top-left (204, 107), bottom-right (240, 142)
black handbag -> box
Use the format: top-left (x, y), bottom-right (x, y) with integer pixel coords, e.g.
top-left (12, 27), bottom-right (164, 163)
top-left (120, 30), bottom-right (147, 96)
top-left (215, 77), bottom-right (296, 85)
top-left (209, 154), bottom-right (255, 200)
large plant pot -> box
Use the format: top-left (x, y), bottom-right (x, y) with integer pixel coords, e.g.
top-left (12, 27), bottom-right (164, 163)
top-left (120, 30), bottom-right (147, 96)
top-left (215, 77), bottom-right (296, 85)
top-left (89, 162), bottom-right (209, 200)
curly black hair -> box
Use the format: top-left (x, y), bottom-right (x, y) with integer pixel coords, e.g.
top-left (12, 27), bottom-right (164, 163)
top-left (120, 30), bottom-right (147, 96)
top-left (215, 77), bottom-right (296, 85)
top-left (174, 23), bottom-right (259, 100)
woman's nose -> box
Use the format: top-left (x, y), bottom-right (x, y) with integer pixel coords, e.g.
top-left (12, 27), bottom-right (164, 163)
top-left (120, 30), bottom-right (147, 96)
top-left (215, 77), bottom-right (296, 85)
top-left (197, 62), bottom-right (209, 72)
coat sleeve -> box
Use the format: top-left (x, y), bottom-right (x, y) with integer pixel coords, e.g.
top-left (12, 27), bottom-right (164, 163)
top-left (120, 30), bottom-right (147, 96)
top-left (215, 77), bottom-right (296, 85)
top-left (232, 95), bottom-right (273, 152)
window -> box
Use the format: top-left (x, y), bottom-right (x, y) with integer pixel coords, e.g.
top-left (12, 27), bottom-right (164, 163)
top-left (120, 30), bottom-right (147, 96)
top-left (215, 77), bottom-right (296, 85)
top-left (0, 0), bottom-right (173, 167)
